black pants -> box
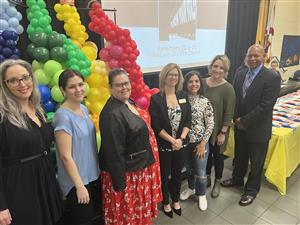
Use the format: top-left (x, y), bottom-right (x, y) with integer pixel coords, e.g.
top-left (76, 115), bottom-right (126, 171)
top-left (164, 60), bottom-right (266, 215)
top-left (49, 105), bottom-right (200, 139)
top-left (206, 143), bottom-right (224, 179)
top-left (159, 148), bottom-right (186, 205)
top-left (232, 129), bottom-right (269, 197)
top-left (64, 179), bottom-right (103, 225)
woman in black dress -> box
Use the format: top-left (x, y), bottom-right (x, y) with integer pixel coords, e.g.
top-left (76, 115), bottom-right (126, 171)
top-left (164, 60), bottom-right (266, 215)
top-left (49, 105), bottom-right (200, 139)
top-left (0, 59), bottom-right (63, 225)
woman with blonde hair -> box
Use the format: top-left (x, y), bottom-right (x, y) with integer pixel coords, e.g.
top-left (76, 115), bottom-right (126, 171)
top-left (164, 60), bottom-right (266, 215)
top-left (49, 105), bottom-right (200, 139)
top-left (0, 59), bottom-right (62, 225)
top-left (202, 55), bottom-right (236, 198)
top-left (149, 63), bottom-right (191, 218)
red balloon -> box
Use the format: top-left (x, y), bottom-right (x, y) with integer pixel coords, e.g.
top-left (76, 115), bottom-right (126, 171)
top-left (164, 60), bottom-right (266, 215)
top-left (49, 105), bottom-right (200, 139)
top-left (122, 29), bottom-right (130, 37)
top-left (99, 48), bottom-right (110, 61)
top-left (107, 30), bottom-right (116, 41)
top-left (129, 53), bottom-right (136, 62)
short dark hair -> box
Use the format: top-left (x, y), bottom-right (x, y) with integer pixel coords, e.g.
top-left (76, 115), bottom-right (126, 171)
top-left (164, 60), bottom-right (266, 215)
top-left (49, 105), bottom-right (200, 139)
top-left (59, 69), bottom-right (84, 90)
top-left (108, 68), bottom-right (128, 86)
top-left (183, 70), bottom-right (204, 96)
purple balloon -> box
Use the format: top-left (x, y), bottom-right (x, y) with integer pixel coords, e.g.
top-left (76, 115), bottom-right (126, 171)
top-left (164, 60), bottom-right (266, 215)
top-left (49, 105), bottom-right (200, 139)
top-left (1, 30), bottom-right (12, 40)
top-left (5, 40), bottom-right (16, 48)
top-left (12, 48), bottom-right (21, 56)
top-left (0, 36), bottom-right (5, 46)
top-left (2, 47), bottom-right (12, 57)
top-left (0, 54), bottom-right (5, 62)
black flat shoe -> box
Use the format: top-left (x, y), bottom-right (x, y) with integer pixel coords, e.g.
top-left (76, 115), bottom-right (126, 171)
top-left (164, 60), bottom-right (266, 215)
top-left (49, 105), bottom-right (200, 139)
top-left (162, 208), bottom-right (173, 218)
top-left (172, 207), bottom-right (182, 216)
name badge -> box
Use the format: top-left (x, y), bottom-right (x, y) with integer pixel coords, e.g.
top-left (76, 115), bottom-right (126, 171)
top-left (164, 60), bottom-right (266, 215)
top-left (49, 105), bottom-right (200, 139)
top-left (178, 98), bottom-right (186, 104)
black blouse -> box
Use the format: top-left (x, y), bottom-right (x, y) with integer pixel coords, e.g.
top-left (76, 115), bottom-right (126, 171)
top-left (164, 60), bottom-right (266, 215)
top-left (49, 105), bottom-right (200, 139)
top-left (99, 98), bottom-right (155, 191)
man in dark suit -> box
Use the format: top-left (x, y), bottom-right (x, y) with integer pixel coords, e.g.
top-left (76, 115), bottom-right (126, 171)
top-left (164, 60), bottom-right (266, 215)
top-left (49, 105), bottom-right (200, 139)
top-left (221, 44), bottom-right (281, 206)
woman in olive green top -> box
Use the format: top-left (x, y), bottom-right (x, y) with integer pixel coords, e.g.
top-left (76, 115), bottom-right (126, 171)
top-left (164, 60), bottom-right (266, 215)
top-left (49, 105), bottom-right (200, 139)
top-left (202, 55), bottom-right (236, 198)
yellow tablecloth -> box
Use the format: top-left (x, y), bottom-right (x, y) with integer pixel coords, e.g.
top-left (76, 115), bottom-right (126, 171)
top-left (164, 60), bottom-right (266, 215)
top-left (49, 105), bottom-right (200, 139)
top-left (224, 126), bottom-right (300, 195)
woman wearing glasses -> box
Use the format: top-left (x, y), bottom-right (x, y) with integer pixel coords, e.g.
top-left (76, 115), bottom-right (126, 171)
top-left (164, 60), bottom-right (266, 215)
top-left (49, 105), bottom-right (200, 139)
top-left (149, 63), bottom-right (191, 218)
top-left (0, 59), bottom-right (63, 225)
top-left (99, 69), bottom-right (162, 225)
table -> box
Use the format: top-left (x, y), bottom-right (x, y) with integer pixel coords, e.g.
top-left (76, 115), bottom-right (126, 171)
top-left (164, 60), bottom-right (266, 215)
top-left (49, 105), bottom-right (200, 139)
top-left (224, 126), bottom-right (300, 195)
top-left (224, 90), bottom-right (300, 195)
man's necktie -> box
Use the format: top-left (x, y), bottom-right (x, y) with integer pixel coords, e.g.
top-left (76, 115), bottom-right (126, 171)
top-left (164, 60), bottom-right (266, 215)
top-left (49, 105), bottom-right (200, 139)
top-left (242, 70), bottom-right (254, 99)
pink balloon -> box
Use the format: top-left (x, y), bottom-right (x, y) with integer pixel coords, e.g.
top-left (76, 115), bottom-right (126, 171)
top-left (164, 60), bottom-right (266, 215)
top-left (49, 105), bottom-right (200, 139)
top-left (135, 96), bottom-right (149, 109)
top-left (109, 45), bottom-right (123, 59)
top-left (108, 58), bottom-right (119, 68)
top-left (99, 48), bottom-right (110, 61)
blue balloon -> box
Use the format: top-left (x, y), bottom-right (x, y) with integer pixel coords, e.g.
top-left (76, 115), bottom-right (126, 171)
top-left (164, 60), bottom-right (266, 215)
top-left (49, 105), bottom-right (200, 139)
top-left (16, 25), bottom-right (24, 35)
top-left (0, 13), bottom-right (9, 21)
top-left (1, 0), bottom-right (9, 9)
top-left (8, 17), bottom-right (19, 28)
top-left (43, 100), bottom-right (56, 113)
top-left (16, 25), bottom-right (24, 34)
top-left (6, 7), bottom-right (18, 17)
top-left (0, 19), bottom-right (9, 31)
top-left (38, 85), bottom-right (51, 103)
top-left (16, 12), bottom-right (22, 21)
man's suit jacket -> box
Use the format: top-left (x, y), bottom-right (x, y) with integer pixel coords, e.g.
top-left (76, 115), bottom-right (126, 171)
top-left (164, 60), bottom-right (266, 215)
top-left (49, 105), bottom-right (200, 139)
top-left (233, 66), bottom-right (281, 142)
top-left (149, 90), bottom-right (191, 149)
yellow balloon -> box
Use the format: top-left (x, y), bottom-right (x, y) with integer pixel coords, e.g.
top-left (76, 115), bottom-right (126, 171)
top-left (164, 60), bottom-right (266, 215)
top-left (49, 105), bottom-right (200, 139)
top-left (54, 4), bottom-right (62, 13)
top-left (56, 14), bottom-right (64, 21)
top-left (86, 73), bottom-right (102, 88)
top-left (84, 41), bottom-right (98, 52)
top-left (72, 40), bottom-right (82, 48)
top-left (82, 46), bottom-right (97, 61)
top-left (90, 102), bottom-right (104, 115)
top-left (87, 88), bottom-right (102, 103)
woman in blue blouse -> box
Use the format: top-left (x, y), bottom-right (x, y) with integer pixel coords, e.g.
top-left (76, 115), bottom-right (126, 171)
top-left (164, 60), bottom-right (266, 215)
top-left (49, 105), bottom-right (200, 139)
top-left (53, 69), bottom-right (101, 225)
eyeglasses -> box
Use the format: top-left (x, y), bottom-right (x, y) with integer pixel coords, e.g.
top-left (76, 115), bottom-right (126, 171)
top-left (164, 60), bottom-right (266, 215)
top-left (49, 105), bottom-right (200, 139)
top-left (167, 73), bottom-right (179, 78)
top-left (5, 74), bottom-right (32, 87)
top-left (112, 81), bottom-right (131, 88)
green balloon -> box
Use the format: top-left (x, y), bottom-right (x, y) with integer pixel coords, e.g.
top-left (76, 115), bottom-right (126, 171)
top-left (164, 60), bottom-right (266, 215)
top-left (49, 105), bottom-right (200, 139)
top-left (48, 32), bottom-right (64, 48)
top-left (27, 43), bottom-right (36, 59)
top-left (37, 0), bottom-right (46, 8)
top-left (30, 32), bottom-right (48, 47)
top-left (38, 17), bottom-right (49, 27)
top-left (44, 25), bottom-right (52, 35)
top-left (34, 11), bottom-right (43, 19)
top-left (27, 12), bottom-right (34, 21)
top-left (50, 47), bottom-right (67, 63)
top-left (81, 69), bottom-right (91, 78)
top-left (47, 112), bottom-right (55, 121)
top-left (26, 25), bottom-right (35, 35)
top-left (35, 27), bottom-right (44, 33)
top-left (33, 47), bottom-right (49, 63)
top-left (31, 18), bottom-right (38, 28)
top-left (51, 86), bottom-right (64, 103)
top-left (32, 60), bottom-right (44, 71)
top-left (34, 69), bottom-right (49, 85)
top-left (70, 65), bottom-right (80, 72)
top-left (26, 0), bottom-right (36, 8)
top-left (44, 60), bottom-right (63, 78)
top-left (50, 69), bottom-right (64, 87)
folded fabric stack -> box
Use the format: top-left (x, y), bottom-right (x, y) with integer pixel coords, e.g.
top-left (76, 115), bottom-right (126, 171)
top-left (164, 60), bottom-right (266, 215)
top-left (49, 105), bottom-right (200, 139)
top-left (273, 90), bottom-right (300, 129)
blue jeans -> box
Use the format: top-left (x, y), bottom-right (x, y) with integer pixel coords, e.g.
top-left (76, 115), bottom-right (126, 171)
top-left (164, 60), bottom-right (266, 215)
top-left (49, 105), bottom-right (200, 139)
top-left (186, 142), bottom-right (209, 196)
